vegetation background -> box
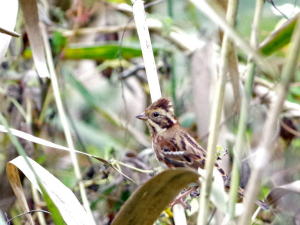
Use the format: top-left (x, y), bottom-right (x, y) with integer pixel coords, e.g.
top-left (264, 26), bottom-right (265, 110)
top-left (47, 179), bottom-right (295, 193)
top-left (0, 0), bottom-right (300, 224)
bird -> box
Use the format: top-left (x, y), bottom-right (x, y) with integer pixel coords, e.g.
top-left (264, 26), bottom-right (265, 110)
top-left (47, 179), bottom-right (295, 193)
top-left (136, 97), bottom-right (268, 210)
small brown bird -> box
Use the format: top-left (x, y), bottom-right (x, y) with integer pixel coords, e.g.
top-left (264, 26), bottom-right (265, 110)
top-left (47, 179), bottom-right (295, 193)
top-left (136, 97), bottom-right (268, 209)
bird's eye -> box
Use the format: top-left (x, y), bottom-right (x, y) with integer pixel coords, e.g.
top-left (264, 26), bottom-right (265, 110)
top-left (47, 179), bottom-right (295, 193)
top-left (153, 112), bottom-right (159, 117)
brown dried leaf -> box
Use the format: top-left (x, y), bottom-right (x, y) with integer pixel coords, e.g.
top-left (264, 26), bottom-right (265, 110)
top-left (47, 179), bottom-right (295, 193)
top-left (19, 0), bottom-right (50, 78)
top-left (112, 169), bottom-right (199, 225)
top-left (266, 180), bottom-right (300, 206)
top-left (6, 162), bottom-right (34, 224)
top-left (7, 156), bottom-right (93, 225)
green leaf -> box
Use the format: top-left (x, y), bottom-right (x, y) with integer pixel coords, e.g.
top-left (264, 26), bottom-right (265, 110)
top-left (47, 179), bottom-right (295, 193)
top-left (259, 16), bottom-right (298, 56)
top-left (24, 42), bottom-right (163, 60)
top-left (63, 43), bottom-right (160, 60)
top-left (290, 86), bottom-right (300, 96)
top-left (111, 169), bottom-right (199, 225)
top-left (52, 31), bottom-right (67, 54)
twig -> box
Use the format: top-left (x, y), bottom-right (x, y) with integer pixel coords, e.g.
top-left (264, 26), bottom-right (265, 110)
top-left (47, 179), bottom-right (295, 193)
top-left (112, 160), bottom-right (154, 173)
top-left (6, 210), bottom-right (51, 223)
top-left (266, 0), bottom-right (288, 19)
top-left (228, 0), bottom-right (264, 220)
top-left (40, 23), bottom-right (96, 225)
top-left (0, 27), bottom-right (20, 37)
top-left (280, 119), bottom-right (300, 137)
top-left (207, 207), bottom-right (216, 225)
top-left (31, 186), bottom-right (47, 225)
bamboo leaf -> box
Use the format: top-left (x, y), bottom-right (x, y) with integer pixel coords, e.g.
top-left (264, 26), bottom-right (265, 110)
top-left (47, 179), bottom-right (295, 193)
top-left (112, 169), bottom-right (199, 225)
top-left (62, 43), bottom-right (161, 60)
top-left (266, 180), bottom-right (300, 206)
top-left (259, 15), bottom-right (298, 56)
top-left (6, 163), bottom-right (34, 224)
top-left (8, 156), bottom-right (93, 225)
top-left (19, 0), bottom-right (50, 78)
top-left (6, 158), bottom-right (64, 224)
top-left (0, 0), bottom-right (18, 62)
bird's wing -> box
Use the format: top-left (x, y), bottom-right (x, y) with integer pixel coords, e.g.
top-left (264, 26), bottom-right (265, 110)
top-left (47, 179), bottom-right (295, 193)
top-left (157, 131), bottom-right (228, 180)
top-left (156, 133), bottom-right (207, 170)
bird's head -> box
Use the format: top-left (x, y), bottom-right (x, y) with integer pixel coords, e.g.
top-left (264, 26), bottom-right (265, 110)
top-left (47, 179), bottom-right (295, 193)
top-left (136, 98), bottom-right (177, 136)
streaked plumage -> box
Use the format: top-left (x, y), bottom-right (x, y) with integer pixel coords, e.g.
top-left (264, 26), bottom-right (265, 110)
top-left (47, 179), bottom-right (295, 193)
top-left (137, 97), bottom-right (268, 210)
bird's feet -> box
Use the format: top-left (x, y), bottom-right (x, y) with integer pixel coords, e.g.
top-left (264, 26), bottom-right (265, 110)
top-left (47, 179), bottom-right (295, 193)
top-left (170, 197), bottom-right (189, 210)
top-left (170, 186), bottom-right (199, 211)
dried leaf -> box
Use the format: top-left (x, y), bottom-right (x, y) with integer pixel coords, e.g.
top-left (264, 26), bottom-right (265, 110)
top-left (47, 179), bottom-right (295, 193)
top-left (0, 0), bottom-right (18, 62)
top-left (266, 180), bottom-right (300, 206)
top-left (6, 162), bottom-right (34, 224)
top-left (253, 84), bottom-right (300, 117)
top-left (7, 156), bottom-right (93, 225)
top-left (19, 0), bottom-right (50, 78)
top-left (112, 169), bottom-right (199, 225)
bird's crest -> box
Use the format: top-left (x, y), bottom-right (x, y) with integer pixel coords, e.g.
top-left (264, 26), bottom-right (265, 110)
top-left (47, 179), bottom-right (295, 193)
top-left (147, 98), bottom-right (174, 113)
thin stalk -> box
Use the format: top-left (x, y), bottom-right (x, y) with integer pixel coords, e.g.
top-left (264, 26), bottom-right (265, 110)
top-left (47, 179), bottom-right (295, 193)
top-left (7, 97), bottom-right (27, 121)
top-left (112, 160), bottom-right (154, 173)
top-left (238, 13), bottom-right (300, 225)
top-left (131, 0), bottom-right (161, 102)
top-left (40, 23), bottom-right (96, 225)
top-left (130, 0), bottom-right (187, 223)
top-left (198, 0), bottom-right (238, 223)
top-left (228, 63), bottom-right (255, 219)
top-left (228, 0), bottom-right (263, 219)
top-left (6, 210), bottom-right (51, 224)
top-left (170, 55), bottom-right (177, 115)
top-left (167, 0), bottom-right (176, 114)
top-left (197, 41), bottom-right (227, 225)
top-left (38, 86), bottom-right (53, 124)
top-left (25, 97), bottom-right (32, 125)
top-left (31, 186), bottom-right (47, 225)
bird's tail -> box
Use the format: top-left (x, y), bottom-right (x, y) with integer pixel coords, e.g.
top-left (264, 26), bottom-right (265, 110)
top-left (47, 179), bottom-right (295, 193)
top-left (215, 162), bottom-right (269, 210)
top-left (237, 187), bottom-right (269, 210)
top-left (214, 162), bottom-right (228, 181)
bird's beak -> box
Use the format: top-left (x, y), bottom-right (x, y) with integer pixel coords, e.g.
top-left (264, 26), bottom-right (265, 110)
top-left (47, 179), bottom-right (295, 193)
top-left (136, 112), bottom-right (148, 121)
